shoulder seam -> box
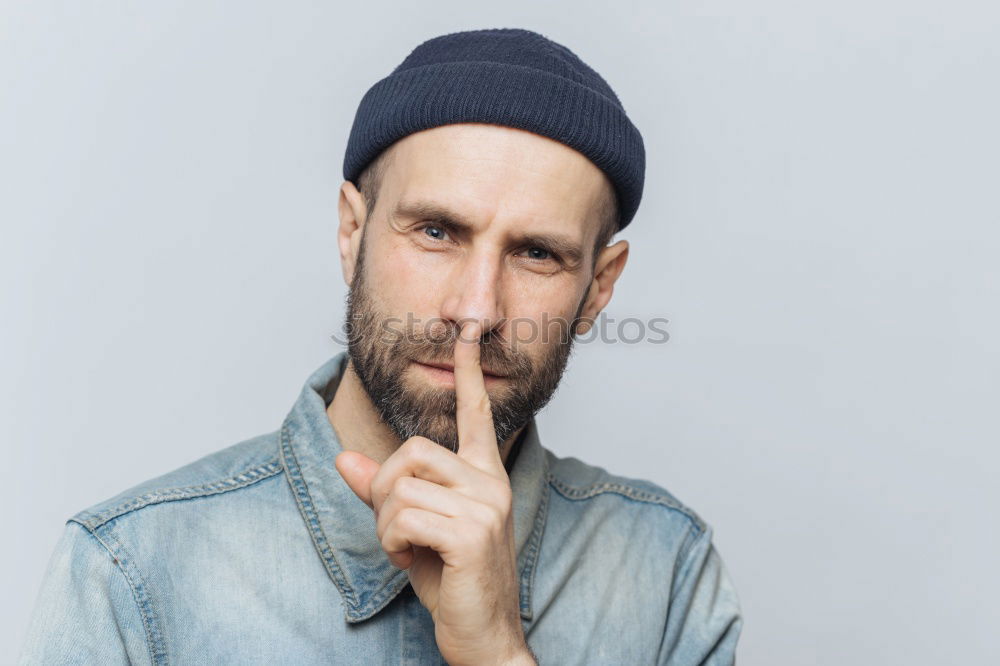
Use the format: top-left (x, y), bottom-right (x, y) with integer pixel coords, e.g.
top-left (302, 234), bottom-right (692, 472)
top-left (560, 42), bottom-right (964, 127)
top-left (66, 522), bottom-right (169, 665)
top-left (670, 524), bottom-right (711, 605)
top-left (546, 472), bottom-right (705, 533)
top-left (75, 458), bottom-right (284, 531)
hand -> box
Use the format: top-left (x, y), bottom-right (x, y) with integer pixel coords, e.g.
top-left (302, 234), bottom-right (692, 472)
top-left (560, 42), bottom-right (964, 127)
top-left (335, 322), bottom-right (536, 666)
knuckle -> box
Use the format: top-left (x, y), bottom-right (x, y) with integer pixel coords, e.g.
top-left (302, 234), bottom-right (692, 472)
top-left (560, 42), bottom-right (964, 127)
top-left (455, 521), bottom-right (480, 549)
top-left (403, 436), bottom-right (435, 460)
top-left (396, 507), bottom-right (421, 532)
top-left (483, 503), bottom-right (505, 528)
top-left (483, 478), bottom-right (512, 509)
top-left (392, 475), bottom-right (418, 500)
top-left (492, 502), bottom-right (511, 527)
top-left (469, 500), bottom-right (504, 531)
top-left (492, 480), bottom-right (513, 507)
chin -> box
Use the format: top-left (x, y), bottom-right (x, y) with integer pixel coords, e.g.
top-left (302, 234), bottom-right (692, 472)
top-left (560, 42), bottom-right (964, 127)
top-left (411, 420), bottom-right (459, 451)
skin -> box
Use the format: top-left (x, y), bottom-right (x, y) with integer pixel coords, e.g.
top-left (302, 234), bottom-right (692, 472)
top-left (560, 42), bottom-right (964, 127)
top-left (330, 122), bottom-right (630, 665)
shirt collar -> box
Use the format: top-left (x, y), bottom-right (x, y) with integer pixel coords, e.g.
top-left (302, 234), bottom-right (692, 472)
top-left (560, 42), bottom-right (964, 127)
top-left (279, 352), bottom-right (550, 623)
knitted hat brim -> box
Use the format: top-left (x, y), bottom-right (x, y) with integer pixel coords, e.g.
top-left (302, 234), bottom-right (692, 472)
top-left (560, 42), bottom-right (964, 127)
top-left (343, 61), bottom-right (645, 229)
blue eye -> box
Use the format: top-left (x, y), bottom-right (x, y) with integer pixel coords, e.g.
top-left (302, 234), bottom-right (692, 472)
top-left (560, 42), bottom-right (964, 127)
top-left (526, 247), bottom-right (550, 260)
top-left (423, 225), bottom-right (447, 240)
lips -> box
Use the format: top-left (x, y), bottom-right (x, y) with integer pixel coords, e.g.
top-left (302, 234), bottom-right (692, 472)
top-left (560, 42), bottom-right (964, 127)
top-left (415, 360), bottom-right (508, 379)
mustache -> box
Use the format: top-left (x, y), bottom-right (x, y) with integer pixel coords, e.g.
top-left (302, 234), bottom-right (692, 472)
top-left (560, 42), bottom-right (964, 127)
top-left (391, 326), bottom-right (533, 380)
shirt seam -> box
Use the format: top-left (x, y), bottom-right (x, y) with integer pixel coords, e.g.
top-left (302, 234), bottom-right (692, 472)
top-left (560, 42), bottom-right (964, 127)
top-left (545, 474), bottom-right (705, 534)
top-left (67, 520), bottom-right (169, 665)
top-left (518, 478), bottom-right (550, 622)
top-left (75, 458), bottom-right (284, 531)
top-left (668, 524), bottom-right (710, 606)
top-left (278, 419), bottom-right (363, 613)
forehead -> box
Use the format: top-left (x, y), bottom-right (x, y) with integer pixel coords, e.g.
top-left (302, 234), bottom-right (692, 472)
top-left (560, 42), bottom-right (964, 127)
top-left (379, 123), bottom-right (611, 240)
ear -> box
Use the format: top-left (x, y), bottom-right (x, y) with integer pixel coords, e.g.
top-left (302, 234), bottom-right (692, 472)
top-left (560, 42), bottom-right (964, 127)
top-left (337, 180), bottom-right (368, 286)
top-left (576, 240), bottom-right (629, 336)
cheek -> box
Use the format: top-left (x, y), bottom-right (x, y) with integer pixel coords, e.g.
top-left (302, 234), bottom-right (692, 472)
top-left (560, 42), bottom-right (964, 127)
top-left (367, 237), bottom-right (448, 315)
top-left (500, 283), bottom-right (585, 353)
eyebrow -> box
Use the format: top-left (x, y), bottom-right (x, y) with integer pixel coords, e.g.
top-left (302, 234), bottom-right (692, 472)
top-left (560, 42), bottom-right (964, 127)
top-left (391, 199), bottom-right (586, 268)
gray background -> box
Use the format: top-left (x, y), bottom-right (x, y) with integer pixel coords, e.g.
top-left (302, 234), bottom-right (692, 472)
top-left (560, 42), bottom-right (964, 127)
top-left (2, 1), bottom-right (997, 664)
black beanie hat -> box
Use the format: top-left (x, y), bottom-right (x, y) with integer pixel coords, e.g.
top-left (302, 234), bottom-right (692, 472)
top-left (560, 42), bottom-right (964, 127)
top-left (342, 28), bottom-right (646, 230)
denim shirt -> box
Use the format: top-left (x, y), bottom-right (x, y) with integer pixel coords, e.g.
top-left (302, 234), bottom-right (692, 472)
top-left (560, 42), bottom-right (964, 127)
top-left (21, 353), bottom-right (742, 665)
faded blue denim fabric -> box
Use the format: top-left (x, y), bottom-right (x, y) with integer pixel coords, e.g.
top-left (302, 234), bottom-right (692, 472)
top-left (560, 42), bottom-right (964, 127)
top-left (21, 353), bottom-right (742, 665)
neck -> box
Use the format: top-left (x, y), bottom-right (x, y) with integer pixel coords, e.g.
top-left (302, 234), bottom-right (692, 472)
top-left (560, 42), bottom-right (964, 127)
top-left (326, 358), bottom-right (524, 466)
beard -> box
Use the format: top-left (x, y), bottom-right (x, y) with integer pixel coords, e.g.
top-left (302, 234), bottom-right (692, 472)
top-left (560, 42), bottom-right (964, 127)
top-left (343, 236), bottom-right (582, 453)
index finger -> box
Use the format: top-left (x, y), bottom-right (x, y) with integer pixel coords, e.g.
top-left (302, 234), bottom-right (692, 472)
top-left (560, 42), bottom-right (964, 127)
top-left (453, 321), bottom-right (501, 470)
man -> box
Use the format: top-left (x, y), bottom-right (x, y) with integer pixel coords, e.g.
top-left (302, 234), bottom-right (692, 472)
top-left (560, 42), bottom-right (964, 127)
top-left (22, 28), bottom-right (742, 664)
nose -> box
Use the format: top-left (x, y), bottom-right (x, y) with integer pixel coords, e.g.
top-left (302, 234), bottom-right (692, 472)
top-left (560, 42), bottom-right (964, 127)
top-left (438, 245), bottom-right (505, 338)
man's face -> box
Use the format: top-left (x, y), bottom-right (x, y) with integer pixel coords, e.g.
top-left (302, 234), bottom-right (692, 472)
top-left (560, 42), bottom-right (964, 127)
top-left (343, 123), bottom-right (613, 452)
